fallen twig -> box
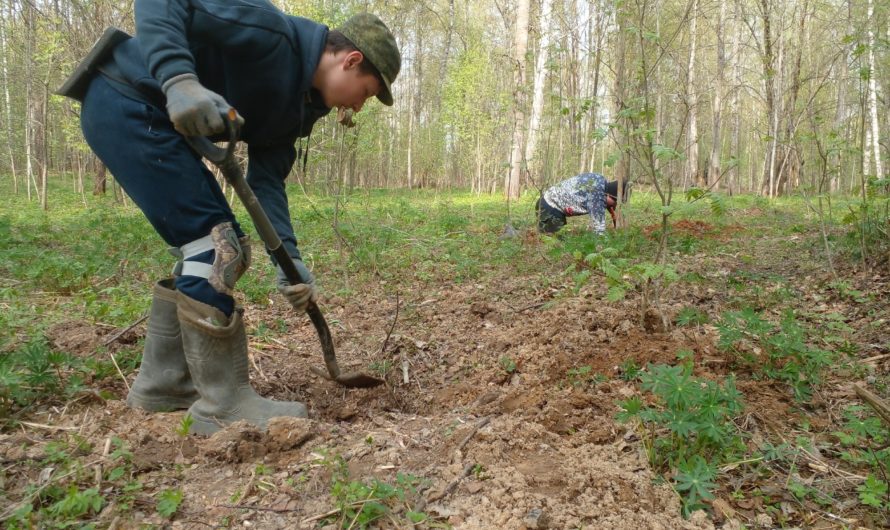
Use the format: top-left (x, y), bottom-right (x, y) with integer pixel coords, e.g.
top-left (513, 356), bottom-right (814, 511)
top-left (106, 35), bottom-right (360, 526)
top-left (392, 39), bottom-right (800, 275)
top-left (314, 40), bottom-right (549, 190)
top-left (514, 301), bottom-right (546, 313)
top-left (380, 293), bottom-right (401, 355)
top-left (214, 503), bottom-right (299, 514)
top-left (18, 421), bottom-right (77, 432)
top-left (453, 416), bottom-right (491, 462)
top-left (861, 353), bottom-right (890, 364)
top-left (300, 498), bottom-right (386, 525)
top-left (414, 463), bottom-right (474, 513)
top-left (854, 383), bottom-right (890, 426)
top-left (247, 350), bottom-right (269, 382)
top-left (100, 315), bottom-right (147, 393)
top-left (102, 314), bottom-right (148, 346)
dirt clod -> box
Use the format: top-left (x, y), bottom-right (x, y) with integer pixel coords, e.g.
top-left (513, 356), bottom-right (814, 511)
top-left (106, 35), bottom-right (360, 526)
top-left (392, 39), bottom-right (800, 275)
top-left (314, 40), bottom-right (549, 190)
top-left (266, 417), bottom-right (314, 452)
top-left (523, 507), bottom-right (549, 529)
top-left (203, 421), bottom-right (266, 463)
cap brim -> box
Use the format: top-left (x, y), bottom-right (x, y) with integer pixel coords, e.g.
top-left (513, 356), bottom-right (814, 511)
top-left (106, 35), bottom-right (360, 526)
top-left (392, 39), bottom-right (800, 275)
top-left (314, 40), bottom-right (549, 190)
top-left (376, 75), bottom-right (394, 106)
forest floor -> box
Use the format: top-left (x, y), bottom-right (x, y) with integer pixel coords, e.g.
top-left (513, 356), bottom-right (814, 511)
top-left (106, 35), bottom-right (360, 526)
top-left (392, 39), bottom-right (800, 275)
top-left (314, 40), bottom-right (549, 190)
top-left (1, 186), bottom-right (889, 529)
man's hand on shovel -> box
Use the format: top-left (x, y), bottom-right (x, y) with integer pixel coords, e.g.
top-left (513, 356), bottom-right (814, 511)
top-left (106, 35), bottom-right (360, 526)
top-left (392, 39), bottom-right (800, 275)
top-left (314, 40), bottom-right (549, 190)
top-left (277, 258), bottom-right (317, 312)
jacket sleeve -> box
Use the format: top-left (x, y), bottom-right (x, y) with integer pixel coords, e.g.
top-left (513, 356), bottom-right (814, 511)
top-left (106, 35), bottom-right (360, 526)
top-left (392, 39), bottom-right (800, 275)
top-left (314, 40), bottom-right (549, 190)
top-left (135, 0), bottom-right (294, 87)
top-left (245, 142), bottom-right (304, 263)
top-left (586, 188), bottom-right (606, 235)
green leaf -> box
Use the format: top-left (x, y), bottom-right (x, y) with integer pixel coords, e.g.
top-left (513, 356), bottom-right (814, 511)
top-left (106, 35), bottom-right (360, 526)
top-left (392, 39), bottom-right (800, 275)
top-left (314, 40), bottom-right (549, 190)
top-left (709, 194), bottom-right (727, 216)
top-left (106, 466), bottom-right (126, 482)
top-left (674, 456), bottom-right (717, 507)
top-left (607, 286), bottom-right (626, 301)
top-left (858, 475), bottom-right (888, 508)
top-left (652, 144), bottom-right (683, 161)
top-left (157, 488), bottom-right (184, 519)
top-left (685, 187), bottom-right (706, 201)
top-left (616, 396), bottom-right (643, 423)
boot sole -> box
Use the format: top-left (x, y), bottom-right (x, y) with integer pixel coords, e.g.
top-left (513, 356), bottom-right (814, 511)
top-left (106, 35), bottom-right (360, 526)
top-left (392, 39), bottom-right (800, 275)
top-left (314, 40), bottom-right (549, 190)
top-left (126, 392), bottom-right (198, 413)
top-left (189, 415), bottom-right (226, 436)
top-left (187, 410), bottom-right (309, 436)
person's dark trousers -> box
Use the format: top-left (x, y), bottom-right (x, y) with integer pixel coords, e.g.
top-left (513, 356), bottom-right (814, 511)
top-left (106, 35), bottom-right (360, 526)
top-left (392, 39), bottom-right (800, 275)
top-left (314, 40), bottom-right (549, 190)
top-left (536, 195), bottom-right (566, 233)
top-left (80, 74), bottom-right (240, 315)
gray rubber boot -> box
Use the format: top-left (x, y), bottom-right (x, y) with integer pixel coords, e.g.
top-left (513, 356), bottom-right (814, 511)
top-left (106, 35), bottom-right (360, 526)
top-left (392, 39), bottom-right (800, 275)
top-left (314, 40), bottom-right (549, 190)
top-left (177, 292), bottom-right (308, 435)
top-left (126, 280), bottom-right (199, 412)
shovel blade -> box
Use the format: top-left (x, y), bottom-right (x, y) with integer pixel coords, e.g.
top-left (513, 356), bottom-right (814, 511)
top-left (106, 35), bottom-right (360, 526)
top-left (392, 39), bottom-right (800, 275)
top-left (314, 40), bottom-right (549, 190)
top-left (336, 372), bottom-right (385, 388)
top-left (310, 366), bottom-right (384, 388)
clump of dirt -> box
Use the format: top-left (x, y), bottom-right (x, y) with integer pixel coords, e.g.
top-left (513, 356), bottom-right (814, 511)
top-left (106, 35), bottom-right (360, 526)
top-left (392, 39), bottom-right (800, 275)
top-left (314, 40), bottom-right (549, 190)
top-left (203, 421), bottom-right (267, 463)
top-left (265, 417), bottom-right (316, 452)
top-left (45, 320), bottom-right (108, 355)
top-left (44, 319), bottom-right (143, 360)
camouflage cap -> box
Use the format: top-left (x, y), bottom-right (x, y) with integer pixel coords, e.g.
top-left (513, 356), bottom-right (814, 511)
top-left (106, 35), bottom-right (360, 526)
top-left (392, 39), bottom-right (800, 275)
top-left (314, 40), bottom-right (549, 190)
top-left (337, 13), bottom-right (401, 106)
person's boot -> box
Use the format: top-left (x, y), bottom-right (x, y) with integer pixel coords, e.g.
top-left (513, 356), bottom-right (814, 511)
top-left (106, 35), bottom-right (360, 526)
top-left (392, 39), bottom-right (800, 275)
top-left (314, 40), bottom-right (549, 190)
top-left (177, 291), bottom-right (308, 435)
top-left (126, 280), bottom-right (199, 411)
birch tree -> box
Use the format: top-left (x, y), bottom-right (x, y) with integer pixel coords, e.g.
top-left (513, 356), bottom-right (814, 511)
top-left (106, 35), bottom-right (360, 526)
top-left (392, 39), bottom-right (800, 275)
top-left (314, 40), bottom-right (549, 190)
top-left (866, 0), bottom-right (883, 178)
top-left (708, 0), bottom-right (727, 191)
top-left (684, 0), bottom-right (699, 189)
top-left (524, 0), bottom-right (554, 189)
top-left (506, 0), bottom-right (530, 199)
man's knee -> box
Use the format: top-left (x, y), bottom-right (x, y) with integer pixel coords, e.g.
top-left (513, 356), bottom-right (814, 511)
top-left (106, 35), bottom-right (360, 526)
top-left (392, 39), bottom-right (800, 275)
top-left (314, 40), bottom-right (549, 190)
top-left (172, 221), bottom-right (251, 296)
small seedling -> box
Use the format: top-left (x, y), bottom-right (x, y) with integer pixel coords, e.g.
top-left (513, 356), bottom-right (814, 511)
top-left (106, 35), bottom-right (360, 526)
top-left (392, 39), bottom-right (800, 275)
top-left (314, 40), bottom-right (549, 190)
top-left (498, 356), bottom-right (517, 374)
top-left (859, 475), bottom-right (889, 509)
top-left (320, 452), bottom-right (436, 527)
top-left (175, 413), bottom-right (194, 437)
top-left (156, 488), bottom-right (184, 519)
top-left (369, 359), bottom-right (393, 375)
top-left (567, 365), bottom-right (599, 387)
top-left (617, 361), bottom-right (745, 516)
top-left (675, 307), bottom-right (708, 327)
top-left (619, 359), bottom-right (641, 381)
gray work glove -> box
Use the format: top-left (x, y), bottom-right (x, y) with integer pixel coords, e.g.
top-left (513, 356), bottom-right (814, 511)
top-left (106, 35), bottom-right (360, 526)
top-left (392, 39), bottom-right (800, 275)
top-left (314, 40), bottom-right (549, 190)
top-left (162, 74), bottom-right (244, 137)
top-left (276, 258), bottom-right (317, 312)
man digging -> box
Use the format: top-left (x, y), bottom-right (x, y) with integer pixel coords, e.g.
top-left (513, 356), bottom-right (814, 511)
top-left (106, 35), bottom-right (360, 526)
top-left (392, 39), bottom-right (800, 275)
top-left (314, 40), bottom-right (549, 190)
top-left (59, 1), bottom-right (400, 435)
top-left (536, 173), bottom-right (631, 235)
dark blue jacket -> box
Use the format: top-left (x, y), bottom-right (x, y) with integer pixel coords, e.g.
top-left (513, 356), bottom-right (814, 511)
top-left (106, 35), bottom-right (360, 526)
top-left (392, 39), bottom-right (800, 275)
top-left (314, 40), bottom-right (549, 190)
top-left (100, 0), bottom-right (331, 261)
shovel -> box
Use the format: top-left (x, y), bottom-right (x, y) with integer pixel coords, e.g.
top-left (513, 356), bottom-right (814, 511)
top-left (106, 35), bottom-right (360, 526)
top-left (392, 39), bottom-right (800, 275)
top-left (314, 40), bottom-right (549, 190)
top-left (185, 110), bottom-right (383, 389)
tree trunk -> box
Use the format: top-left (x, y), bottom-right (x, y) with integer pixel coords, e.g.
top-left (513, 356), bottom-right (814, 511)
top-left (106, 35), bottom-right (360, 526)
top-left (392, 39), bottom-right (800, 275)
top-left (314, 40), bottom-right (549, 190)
top-left (0, 3), bottom-right (16, 191)
top-left (506, 0), bottom-right (531, 200)
top-left (866, 0), bottom-right (883, 178)
top-left (585, 2), bottom-right (604, 172)
top-left (758, 0), bottom-right (777, 197)
top-left (709, 0), bottom-right (727, 191)
top-left (524, 0), bottom-right (554, 189)
top-left (438, 0), bottom-right (455, 110)
top-left (93, 161), bottom-right (107, 195)
top-left (407, 83), bottom-right (414, 188)
top-left (775, 0), bottom-right (806, 196)
top-left (613, 2), bottom-right (630, 188)
top-left (24, 1), bottom-right (37, 203)
top-left (685, 0), bottom-right (700, 189)
top-left (729, 0), bottom-right (741, 194)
